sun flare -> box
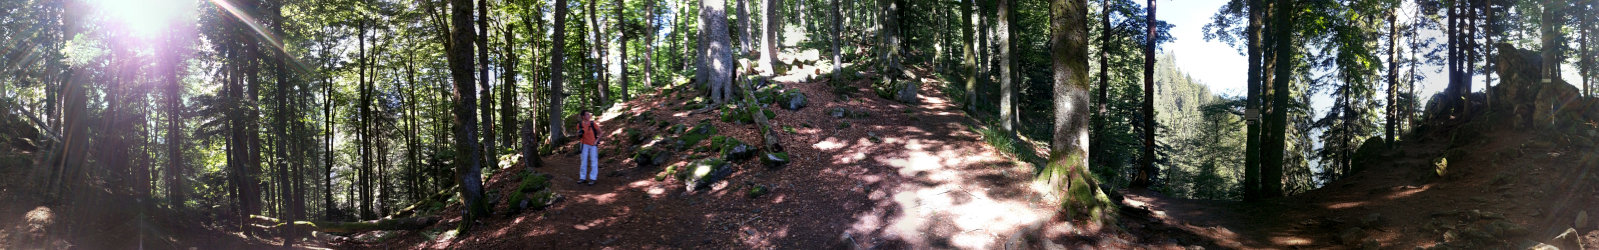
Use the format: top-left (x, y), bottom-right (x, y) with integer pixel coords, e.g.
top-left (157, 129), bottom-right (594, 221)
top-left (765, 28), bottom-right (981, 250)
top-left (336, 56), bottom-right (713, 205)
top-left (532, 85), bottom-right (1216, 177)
top-left (90, 0), bottom-right (191, 38)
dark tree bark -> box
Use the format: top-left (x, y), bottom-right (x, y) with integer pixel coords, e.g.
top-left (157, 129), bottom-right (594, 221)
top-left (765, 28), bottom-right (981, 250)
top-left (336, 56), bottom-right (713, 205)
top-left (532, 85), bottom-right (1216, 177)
top-left (163, 28), bottom-right (186, 209)
top-left (502, 25), bottom-right (519, 149)
top-left (962, 0), bottom-right (975, 111)
top-left (270, 0), bottom-right (296, 244)
top-left (1263, 0), bottom-right (1294, 198)
top-left (357, 19), bottom-right (374, 220)
top-left (1386, 12), bottom-right (1397, 145)
top-left (549, 0), bottom-right (571, 145)
top-left (449, 0), bottom-right (489, 229)
top-left (1244, 0), bottom-right (1264, 201)
top-left (1131, 0), bottom-right (1157, 188)
top-left (479, 0), bottom-right (496, 169)
top-left (1092, 0), bottom-right (1111, 178)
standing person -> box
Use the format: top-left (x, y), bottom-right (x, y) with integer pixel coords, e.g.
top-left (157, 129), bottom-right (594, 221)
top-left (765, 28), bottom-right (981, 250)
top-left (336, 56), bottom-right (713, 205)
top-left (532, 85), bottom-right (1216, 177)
top-left (577, 110), bottom-right (602, 185)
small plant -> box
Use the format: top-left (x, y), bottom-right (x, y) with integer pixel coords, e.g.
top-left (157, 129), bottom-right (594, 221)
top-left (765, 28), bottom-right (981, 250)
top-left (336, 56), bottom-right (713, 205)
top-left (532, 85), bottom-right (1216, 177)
top-left (747, 185), bottom-right (769, 198)
top-left (838, 121), bottom-right (852, 129)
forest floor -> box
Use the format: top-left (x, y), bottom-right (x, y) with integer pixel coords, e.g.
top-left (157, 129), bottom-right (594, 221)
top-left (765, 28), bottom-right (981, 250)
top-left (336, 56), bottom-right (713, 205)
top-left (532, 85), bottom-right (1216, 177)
top-left (347, 64), bottom-right (1224, 249)
top-left (350, 62), bottom-right (1599, 249)
top-left (7, 61), bottom-right (1599, 249)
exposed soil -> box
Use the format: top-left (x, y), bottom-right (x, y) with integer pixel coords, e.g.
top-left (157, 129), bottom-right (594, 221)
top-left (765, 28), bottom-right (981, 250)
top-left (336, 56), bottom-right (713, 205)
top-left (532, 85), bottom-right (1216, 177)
top-left (10, 62), bottom-right (1596, 249)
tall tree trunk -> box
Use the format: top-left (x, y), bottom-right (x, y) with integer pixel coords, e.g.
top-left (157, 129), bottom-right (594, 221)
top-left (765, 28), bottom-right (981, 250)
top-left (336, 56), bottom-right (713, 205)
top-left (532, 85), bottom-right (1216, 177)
top-left (833, 0), bottom-right (844, 80)
top-left (963, 0), bottom-right (975, 111)
top-left (163, 29), bottom-right (186, 208)
top-left (1585, 0), bottom-right (1592, 97)
top-left (1048, 0), bottom-right (1094, 197)
top-left (1543, 0), bottom-right (1563, 85)
top-left (705, 0), bottom-right (733, 104)
top-left (617, 0), bottom-right (630, 101)
top-left (323, 34), bottom-right (335, 220)
top-left (762, 0), bottom-right (780, 77)
top-left (449, 0), bottom-right (489, 230)
top-left (271, 0), bottom-right (296, 244)
top-left (997, 0), bottom-right (1013, 135)
top-left (549, 0), bottom-right (571, 145)
top-left (1386, 12), bottom-right (1397, 145)
top-left (1093, 0), bottom-right (1111, 178)
top-left (1263, 0), bottom-right (1294, 198)
top-left (645, 0), bottom-right (655, 88)
top-left (480, 0), bottom-right (497, 170)
top-left (356, 19), bottom-right (374, 220)
top-left (739, 0), bottom-right (752, 55)
top-left (589, 0), bottom-right (611, 106)
top-left (1243, 0), bottom-right (1263, 200)
top-left (502, 25), bottom-right (520, 149)
top-left (1132, 0), bottom-right (1157, 188)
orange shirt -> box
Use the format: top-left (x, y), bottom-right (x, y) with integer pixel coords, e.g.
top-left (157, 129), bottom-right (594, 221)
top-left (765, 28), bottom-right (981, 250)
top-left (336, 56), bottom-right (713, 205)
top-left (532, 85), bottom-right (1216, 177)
top-left (579, 120), bottom-right (600, 146)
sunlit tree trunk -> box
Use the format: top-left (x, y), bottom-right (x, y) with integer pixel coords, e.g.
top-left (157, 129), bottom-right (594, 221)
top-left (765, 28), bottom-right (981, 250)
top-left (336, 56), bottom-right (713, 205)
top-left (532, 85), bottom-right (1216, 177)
top-left (762, 0), bottom-right (780, 77)
top-left (1048, 0), bottom-right (1092, 194)
top-left (997, 0), bottom-right (1012, 135)
top-left (704, 0), bottom-right (733, 103)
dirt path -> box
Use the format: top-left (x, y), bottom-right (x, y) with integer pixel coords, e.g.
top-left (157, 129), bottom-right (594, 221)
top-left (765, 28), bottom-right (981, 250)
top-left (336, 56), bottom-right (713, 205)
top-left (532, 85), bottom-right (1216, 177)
top-left (360, 67), bottom-right (1123, 249)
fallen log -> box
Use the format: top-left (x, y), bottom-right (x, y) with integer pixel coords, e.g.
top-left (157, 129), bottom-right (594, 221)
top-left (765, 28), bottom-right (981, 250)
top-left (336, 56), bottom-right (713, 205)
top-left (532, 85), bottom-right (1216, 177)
top-left (388, 186), bottom-right (457, 218)
top-left (250, 215), bottom-right (440, 234)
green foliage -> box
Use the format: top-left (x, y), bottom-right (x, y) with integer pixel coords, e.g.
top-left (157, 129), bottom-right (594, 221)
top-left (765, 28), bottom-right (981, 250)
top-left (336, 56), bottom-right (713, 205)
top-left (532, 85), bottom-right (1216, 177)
top-left (678, 121), bottom-right (718, 148)
top-left (746, 185), bottom-right (769, 198)
top-left (1041, 150), bottom-right (1116, 225)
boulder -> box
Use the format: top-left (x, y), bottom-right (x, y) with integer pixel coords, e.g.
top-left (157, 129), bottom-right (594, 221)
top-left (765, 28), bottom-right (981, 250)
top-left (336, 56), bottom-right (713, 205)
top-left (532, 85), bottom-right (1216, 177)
top-left (681, 158), bottom-right (733, 192)
top-left (716, 136), bottom-right (755, 161)
top-left (679, 121), bottom-right (718, 147)
top-left (1350, 138), bottom-right (1388, 174)
top-left (761, 152), bottom-right (790, 167)
top-left (633, 146), bottom-right (673, 168)
top-left (780, 92), bottom-right (807, 110)
top-left (1490, 43), bottom-right (1582, 129)
top-left (507, 172), bottom-right (560, 214)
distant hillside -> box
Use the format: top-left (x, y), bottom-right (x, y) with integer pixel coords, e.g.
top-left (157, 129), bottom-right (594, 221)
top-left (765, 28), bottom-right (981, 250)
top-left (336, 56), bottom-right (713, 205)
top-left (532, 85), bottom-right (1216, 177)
top-left (1153, 53), bottom-right (1218, 138)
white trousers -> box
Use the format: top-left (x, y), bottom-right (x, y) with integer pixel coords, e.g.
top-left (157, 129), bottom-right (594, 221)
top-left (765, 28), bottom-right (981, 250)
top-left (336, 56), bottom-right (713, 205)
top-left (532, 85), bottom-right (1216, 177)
top-left (579, 144), bottom-right (598, 180)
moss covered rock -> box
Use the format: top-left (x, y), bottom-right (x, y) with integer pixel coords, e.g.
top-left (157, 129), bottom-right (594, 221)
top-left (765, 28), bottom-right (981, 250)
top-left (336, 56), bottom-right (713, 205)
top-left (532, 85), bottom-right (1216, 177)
top-left (679, 158), bottom-right (732, 192)
top-left (761, 152), bottom-right (790, 167)
top-left (507, 172), bottom-right (560, 214)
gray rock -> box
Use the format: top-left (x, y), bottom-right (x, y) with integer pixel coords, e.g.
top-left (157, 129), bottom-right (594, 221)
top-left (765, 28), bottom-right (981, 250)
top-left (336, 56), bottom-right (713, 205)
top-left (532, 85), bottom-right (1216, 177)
top-left (781, 92), bottom-right (807, 110)
top-left (761, 152), bottom-right (790, 167)
top-left (684, 158), bottom-right (732, 192)
top-left (724, 143), bottom-right (755, 161)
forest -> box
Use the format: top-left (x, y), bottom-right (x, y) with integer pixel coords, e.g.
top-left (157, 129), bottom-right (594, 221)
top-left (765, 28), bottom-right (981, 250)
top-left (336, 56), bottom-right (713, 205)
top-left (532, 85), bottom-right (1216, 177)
top-left (1, 0), bottom-right (1598, 248)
